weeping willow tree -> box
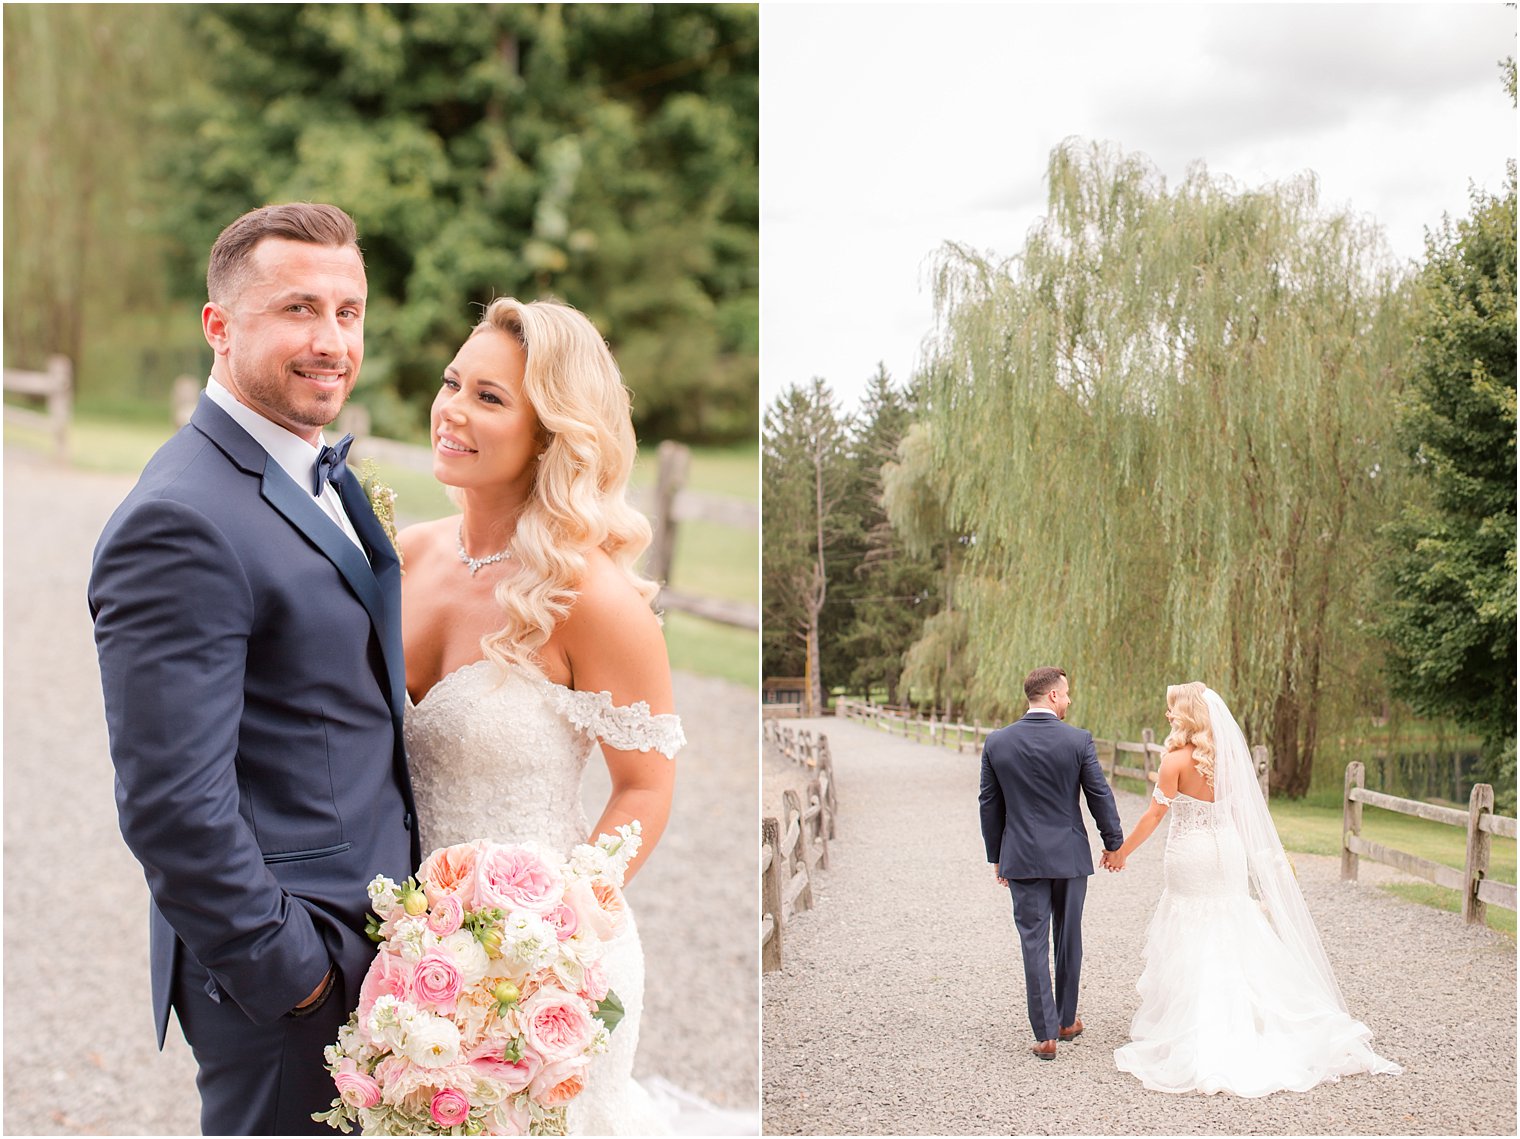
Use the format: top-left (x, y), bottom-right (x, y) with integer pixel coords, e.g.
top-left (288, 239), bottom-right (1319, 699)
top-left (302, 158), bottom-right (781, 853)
top-left (883, 417), bottom-right (973, 717)
top-left (921, 140), bottom-right (1412, 796)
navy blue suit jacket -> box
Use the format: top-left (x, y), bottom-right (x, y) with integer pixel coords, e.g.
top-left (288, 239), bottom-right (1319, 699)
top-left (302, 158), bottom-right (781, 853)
top-left (89, 395), bottom-right (420, 1045)
top-left (978, 712), bottom-right (1123, 879)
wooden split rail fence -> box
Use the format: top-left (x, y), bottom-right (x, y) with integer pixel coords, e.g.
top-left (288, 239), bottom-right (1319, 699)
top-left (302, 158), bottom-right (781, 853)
top-left (835, 698), bottom-right (1272, 799)
top-left (4, 355), bottom-right (72, 459)
top-left (1342, 761), bottom-right (1517, 926)
top-left (761, 727), bottom-right (838, 972)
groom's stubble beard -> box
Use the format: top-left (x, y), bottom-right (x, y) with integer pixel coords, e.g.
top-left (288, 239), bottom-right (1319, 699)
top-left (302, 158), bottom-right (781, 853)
top-left (227, 350), bottom-right (356, 432)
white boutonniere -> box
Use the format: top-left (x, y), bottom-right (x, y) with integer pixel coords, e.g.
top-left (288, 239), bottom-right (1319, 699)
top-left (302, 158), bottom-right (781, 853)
top-left (356, 459), bottom-right (403, 572)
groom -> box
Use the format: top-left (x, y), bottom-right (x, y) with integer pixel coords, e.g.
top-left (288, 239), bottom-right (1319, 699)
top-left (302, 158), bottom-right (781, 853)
top-left (978, 667), bottom-right (1123, 1060)
top-left (89, 203), bottom-right (420, 1133)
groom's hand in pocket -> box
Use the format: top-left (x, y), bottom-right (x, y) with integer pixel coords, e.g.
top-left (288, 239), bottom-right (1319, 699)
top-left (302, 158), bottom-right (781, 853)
top-left (290, 965), bottom-right (335, 1017)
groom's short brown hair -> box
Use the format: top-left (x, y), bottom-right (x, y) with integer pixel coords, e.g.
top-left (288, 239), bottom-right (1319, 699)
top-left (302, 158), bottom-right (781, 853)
top-left (207, 202), bottom-right (362, 304)
top-left (1024, 667), bottom-right (1067, 702)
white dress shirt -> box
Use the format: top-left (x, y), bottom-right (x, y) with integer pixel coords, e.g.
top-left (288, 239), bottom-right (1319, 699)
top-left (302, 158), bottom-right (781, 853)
top-left (1025, 708), bottom-right (1057, 716)
top-left (205, 378), bottom-right (366, 555)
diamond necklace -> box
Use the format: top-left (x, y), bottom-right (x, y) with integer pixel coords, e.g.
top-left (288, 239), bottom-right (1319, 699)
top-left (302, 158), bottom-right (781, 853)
top-left (456, 522), bottom-right (512, 576)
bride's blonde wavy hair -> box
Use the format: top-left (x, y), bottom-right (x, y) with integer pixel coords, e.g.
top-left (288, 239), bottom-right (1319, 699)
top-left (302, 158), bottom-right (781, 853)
top-left (471, 297), bottom-right (658, 674)
top-left (1164, 681), bottom-right (1217, 787)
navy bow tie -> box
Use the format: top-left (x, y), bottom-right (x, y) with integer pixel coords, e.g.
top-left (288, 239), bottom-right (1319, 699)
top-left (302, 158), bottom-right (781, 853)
top-left (312, 433), bottom-right (354, 496)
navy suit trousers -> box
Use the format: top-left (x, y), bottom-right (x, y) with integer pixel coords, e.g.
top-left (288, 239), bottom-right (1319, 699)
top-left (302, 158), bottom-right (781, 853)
top-left (1009, 876), bottom-right (1086, 1041)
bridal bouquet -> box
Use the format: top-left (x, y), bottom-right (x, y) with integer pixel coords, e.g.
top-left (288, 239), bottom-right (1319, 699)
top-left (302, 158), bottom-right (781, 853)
top-left (313, 824), bottom-right (641, 1136)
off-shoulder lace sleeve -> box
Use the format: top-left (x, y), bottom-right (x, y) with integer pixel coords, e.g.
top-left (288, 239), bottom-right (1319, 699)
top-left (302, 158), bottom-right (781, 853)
top-left (551, 687), bottom-right (685, 759)
top-left (1152, 783), bottom-right (1175, 807)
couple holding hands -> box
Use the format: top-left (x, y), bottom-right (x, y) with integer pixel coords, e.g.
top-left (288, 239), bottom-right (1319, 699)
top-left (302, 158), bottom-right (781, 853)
top-left (979, 667), bottom-right (1402, 1095)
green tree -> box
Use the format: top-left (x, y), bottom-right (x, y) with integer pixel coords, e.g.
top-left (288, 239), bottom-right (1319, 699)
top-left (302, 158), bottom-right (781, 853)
top-left (3, 5), bottom-right (193, 388)
top-left (831, 366), bottom-right (939, 704)
top-left (154, 3), bottom-right (757, 441)
top-left (1381, 165), bottom-right (1517, 806)
top-left (919, 140), bottom-right (1412, 796)
top-left (761, 378), bottom-right (854, 714)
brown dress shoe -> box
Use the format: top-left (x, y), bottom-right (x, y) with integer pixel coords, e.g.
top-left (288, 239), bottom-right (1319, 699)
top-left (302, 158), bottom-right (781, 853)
top-left (1058, 1018), bottom-right (1083, 1041)
top-left (1031, 1039), bottom-right (1057, 1060)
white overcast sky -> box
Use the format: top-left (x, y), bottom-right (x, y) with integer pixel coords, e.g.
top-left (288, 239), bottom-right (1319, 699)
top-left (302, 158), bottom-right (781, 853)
top-left (760, 1), bottom-right (1517, 411)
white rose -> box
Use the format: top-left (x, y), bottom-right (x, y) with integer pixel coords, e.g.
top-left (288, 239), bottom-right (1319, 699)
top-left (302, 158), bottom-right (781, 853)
top-left (441, 930), bottom-right (490, 984)
top-left (367, 875), bottom-right (401, 917)
top-left (399, 1012), bottom-right (462, 1068)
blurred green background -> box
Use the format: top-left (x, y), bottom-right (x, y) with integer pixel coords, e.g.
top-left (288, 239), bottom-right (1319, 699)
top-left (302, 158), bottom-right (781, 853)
top-left (4, 2), bottom-right (759, 686)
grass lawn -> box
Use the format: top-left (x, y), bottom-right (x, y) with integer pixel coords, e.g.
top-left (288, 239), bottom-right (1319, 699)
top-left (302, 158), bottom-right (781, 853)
top-left (10, 416), bottom-right (757, 686)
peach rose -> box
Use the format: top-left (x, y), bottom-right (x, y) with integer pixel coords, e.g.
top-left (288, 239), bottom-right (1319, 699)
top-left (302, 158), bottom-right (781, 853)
top-left (589, 881), bottom-right (627, 935)
top-left (529, 1057), bottom-right (588, 1107)
top-left (474, 844), bottom-right (563, 915)
top-left (418, 843), bottom-right (480, 906)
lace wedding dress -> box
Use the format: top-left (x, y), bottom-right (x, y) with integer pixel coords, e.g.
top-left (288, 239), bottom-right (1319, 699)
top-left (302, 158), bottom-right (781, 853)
top-left (405, 658), bottom-right (685, 1135)
top-left (1113, 784), bottom-right (1402, 1096)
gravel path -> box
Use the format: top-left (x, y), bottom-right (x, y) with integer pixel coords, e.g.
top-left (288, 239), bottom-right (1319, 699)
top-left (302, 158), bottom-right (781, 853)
top-left (761, 716), bottom-right (1516, 1136)
top-left (2, 448), bottom-right (758, 1135)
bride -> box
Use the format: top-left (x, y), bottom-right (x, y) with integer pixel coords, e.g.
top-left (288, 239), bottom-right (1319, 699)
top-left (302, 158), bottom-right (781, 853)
top-left (1106, 682), bottom-right (1401, 1096)
top-left (398, 297), bottom-right (682, 1134)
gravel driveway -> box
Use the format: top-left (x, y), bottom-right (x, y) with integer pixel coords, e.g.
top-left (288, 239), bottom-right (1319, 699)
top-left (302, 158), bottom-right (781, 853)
top-left (2, 448), bottom-right (758, 1134)
top-left (761, 716), bottom-right (1516, 1136)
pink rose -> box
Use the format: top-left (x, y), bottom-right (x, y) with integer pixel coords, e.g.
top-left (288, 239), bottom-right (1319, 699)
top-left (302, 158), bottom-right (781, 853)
top-left (427, 895), bottom-right (465, 937)
top-left (430, 1087), bottom-right (471, 1128)
top-left (412, 951), bottom-right (464, 1013)
top-left (546, 901), bottom-right (579, 941)
top-left (419, 843), bottom-right (480, 906)
top-left (520, 987), bottom-right (595, 1063)
top-left (579, 959), bottom-right (609, 1004)
top-left (562, 880), bottom-right (615, 941)
top-left (529, 1056), bottom-right (588, 1107)
top-left (474, 844), bottom-right (563, 915)
top-left (357, 949), bottom-right (415, 1026)
top-left (466, 1040), bottom-right (540, 1094)
top-left (333, 1058), bottom-right (381, 1110)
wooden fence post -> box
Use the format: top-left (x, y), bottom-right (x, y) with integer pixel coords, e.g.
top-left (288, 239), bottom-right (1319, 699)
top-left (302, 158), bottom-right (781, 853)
top-left (761, 816), bottom-right (782, 971)
top-left (1342, 761), bottom-right (1364, 881)
top-left (782, 789), bottom-right (813, 911)
top-left (1141, 728), bottom-right (1154, 783)
top-left (808, 777), bottom-right (830, 871)
top-left (818, 746), bottom-right (837, 835)
top-left (1464, 782), bottom-right (1495, 925)
top-left (45, 355), bottom-right (71, 458)
top-left (646, 440), bottom-right (690, 585)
